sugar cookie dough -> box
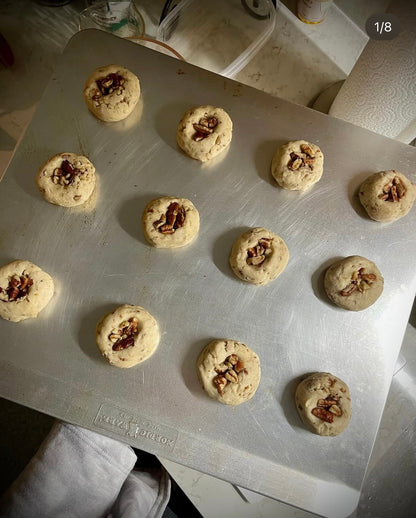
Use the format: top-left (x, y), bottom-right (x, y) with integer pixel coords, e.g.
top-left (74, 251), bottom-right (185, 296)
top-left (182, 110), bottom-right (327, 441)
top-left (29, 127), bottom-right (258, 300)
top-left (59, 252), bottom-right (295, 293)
top-left (197, 339), bottom-right (261, 406)
top-left (142, 196), bottom-right (200, 248)
top-left (295, 372), bottom-right (351, 436)
top-left (0, 260), bottom-right (54, 322)
top-left (36, 152), bottom-right (96, 207)
top-left (229, 227), bottom-right (289, 286)
top-left (358, 170), bottom-right (416, 222)
top-left (271, 140), bottom-right (324, 191)
top-left (83, 64), bottom-right (140, 122)
top-left (95, 304), bottom-right (159, 368)
top-left (324, 255), bottom-right (383, 311)
top-left (176, 105), bottom-right (232, 162)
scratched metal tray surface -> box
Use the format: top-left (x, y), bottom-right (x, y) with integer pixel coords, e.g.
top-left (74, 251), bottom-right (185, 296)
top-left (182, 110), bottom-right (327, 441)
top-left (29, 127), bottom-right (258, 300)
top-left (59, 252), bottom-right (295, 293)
top-left (1, 30), bottom-right (416, 517)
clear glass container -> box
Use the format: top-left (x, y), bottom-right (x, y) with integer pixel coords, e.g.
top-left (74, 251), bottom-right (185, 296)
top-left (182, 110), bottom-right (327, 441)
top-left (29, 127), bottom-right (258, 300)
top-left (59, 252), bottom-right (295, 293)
top-left (79, 1), bottom-right (145, 39)
top-left (156, 0), bottom-right (277, 78)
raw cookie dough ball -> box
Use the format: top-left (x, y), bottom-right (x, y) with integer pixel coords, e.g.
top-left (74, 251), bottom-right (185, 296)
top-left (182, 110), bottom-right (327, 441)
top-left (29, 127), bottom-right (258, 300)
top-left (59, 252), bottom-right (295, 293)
top-left (324, 255), bottom-right (383, 311)
top-left (295, 372), bottom-right (352, 436)
top-left (142, 196), bottom-right (200, 248)
top-left (95, 304), bottom-right (159, 368)
top-left (83, 64), bottom-right (140, 122)
top-left (197, 339), bottom-right (261, 406)
top-left (0, 260), bottom-right (54, 322)
top-left (176, 105), bottom-right (232, 162)
top-left (271, 140), bottom-right (324, 191)
top-left (358, 170), bottom-right (416, 222)
top-left (229, 227), bottom-right (289, 286)
top-left (36, 152), bottom-right (96, 207)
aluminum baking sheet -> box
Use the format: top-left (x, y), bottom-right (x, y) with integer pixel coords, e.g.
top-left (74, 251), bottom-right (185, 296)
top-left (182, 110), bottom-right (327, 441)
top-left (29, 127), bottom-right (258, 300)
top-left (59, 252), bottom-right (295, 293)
top-left (1, 30), bottom-right (416, 518)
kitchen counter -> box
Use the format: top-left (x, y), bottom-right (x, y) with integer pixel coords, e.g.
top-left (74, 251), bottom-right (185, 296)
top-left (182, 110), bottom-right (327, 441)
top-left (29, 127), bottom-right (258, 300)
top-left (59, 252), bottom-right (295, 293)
top-left (0, 0), bottom-right (368, 178)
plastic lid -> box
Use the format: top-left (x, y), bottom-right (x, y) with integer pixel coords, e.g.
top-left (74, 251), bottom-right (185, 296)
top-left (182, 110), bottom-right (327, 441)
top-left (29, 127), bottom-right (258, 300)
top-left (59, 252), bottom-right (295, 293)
top-left (156, 0), bottom-right (277, 78)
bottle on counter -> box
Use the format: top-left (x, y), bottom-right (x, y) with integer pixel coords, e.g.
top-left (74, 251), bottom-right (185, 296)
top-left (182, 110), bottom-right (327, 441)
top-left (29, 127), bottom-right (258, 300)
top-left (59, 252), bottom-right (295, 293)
top-left (297, 0), bottom-right (333, 24)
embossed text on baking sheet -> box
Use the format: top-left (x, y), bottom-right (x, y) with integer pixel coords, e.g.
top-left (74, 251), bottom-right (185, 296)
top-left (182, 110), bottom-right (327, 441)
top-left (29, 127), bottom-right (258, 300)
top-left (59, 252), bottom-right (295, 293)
top-left (94, 403), bottom-right (178, 449)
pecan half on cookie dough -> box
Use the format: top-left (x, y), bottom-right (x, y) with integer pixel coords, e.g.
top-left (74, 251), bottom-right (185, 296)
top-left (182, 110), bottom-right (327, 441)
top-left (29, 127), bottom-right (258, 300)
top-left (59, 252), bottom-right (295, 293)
top-left (296, 372), bottom-right (351, 436)
top-left (83, 64), bottom-right (141, 122)
top-left (95, 305), bottom-right (159, 368)
top-left (197, 339), bottom-right (261, 406)
top-left (142, 196), bottom-right (200, 248)
top-left (176, 105), bottom-right (233, 162)
top-left (0, 260), bottom-right (54, 322)
top-left (359, 170), bottom-right (416, 222)
top-left (324, 255), bottom-right (384, 311)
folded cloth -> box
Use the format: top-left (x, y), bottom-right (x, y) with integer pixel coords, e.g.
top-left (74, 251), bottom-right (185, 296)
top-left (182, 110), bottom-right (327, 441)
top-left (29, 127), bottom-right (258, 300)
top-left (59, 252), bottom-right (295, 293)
top-left (0, 421), bottom-right (171, 518)
top-left (109, 469), bottom-right (171, 518)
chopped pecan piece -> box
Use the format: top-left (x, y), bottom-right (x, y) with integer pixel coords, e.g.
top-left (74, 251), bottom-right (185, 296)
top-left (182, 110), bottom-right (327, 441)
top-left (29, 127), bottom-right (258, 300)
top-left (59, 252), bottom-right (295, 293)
top-left (247, 255), bottom-right (264, 266)
top-left (287, 144), bottom-right (316, 171)
top-left (214, 363), bottom-right (228, 374)
top-left (153, 202), bottom-right (186, 234)
top-left (224, 354), bottom-right (238, 369)
top-left (109, 317), bottom-right (139, 352)
top-left (288, 153), bottom-right (303, 170)
top-left (96, 73), bottom-right (125, 96)
top-left (300, 143), bottom-right (315, 157)
top-left (312, 394), bottom-right (342, 422)
top-left (378, 175), bottom-right (406, 202)
top-left (213, 354), bottom-right (245, 394)
top-left (0, 274), bottom-right (33, 302)
top-left (303, 157), bottom-right (315, 166)
top-left (247, 237), bottom-right (273, 266)
top-left (235, 360), bottom-right (245, 374)
top-left (112, 336), bottom-right (135, 351)
top-left (340, 267), bottom-right (377, 296)
top-left (312, 407), bottom-right (334, 423)
top-left (225, 370), bottom-right (238, 383)
top-left (317, 398), bottom-right (338, 407)
top-left (51, 159), bottom-right (80, 186)
top-left (328, 404), bottom-right (342, 417)
top-left (213, 375), bottom-right (227, 394)
top-left (192, 115), bottom-right (218, 141)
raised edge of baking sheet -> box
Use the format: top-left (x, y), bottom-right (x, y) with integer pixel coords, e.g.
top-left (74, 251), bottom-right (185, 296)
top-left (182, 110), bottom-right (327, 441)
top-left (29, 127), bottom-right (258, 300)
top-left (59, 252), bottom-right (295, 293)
top-left (1, 30), bottom-right (415, 517)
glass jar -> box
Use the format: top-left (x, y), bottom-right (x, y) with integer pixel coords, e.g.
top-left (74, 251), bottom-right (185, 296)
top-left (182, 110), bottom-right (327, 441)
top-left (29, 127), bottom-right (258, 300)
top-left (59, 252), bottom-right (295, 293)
top-left (297, 0), bottom-right (333, 24)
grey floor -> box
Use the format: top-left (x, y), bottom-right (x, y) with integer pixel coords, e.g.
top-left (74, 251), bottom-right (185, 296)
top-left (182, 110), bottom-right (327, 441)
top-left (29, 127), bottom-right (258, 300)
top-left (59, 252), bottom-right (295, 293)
top-left (0, 398), bottom-right (54, 495)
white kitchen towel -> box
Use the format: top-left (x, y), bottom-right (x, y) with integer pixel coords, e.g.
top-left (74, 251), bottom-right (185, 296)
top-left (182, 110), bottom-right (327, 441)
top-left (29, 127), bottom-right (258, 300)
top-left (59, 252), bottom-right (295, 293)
top-left (329, 0), bottom-right (416, 144)
top-left (0, 421), bottom-right (170, 518)
top-left (109, 469), bottom-right (171, 518)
